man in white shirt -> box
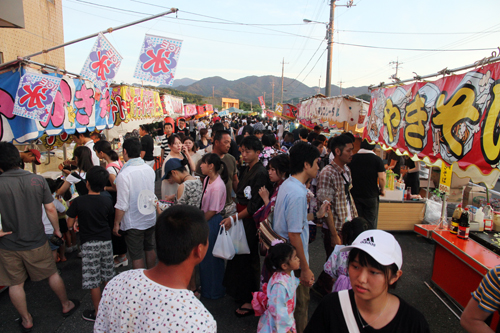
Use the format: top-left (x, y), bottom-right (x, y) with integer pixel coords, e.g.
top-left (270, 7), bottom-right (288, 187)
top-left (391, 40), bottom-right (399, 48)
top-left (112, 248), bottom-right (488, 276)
top-left (277, 120), bottom-right (284, 142)
top-left (72, 131), bottom-right (100, 166)
top-left (113, 137), bottom-right (156, 269)
top-left (95, 205), bottom-right (217, 333)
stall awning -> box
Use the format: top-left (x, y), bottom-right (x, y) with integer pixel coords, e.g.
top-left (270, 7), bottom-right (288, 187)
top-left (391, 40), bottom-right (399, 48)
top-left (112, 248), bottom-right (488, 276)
top-left (0, 63), bottom-right (114, 143)
top-left (363, 61), bottom-right (500, 188)
top-left (297, 95), bottom-right (368, 131)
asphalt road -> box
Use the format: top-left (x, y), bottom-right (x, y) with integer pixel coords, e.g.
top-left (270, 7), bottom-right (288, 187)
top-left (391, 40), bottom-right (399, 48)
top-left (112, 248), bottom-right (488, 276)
top-left (0, 230), bottom-right (466, 333)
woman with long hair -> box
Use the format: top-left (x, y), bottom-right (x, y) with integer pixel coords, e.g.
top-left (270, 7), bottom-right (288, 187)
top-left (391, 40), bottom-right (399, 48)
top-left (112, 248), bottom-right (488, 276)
top-left (183, 136), bottom-right (202, 171)
top-left (161, 134), bottom-right (196, 200)
top-left (57, 146), bottom-right (93, 196)
top-left (94, 140), bottom-right (128, 268)
top-left (199, 153), bottom-right (228, 299)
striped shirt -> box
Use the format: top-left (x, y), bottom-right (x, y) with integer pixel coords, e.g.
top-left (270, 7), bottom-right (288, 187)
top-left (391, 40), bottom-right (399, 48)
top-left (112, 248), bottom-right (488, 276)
top-left (316, 162), bottom-right (358, 230)
top-left (472, 266), bottom-right (500, 313)
top-left (161, 135), bottom-right (171, 159)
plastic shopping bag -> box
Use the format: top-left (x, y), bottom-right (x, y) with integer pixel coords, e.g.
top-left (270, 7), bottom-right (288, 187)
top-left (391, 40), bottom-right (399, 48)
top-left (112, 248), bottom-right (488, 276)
top-left (213, 225), bottom-right (236, 260)
top-left (228, 214), bottom-right (250, 255)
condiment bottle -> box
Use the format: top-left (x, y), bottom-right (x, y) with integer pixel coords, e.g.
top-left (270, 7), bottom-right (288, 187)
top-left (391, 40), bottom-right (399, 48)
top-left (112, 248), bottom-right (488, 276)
top-left (450, 204), bottom-right (462, 235)
top-left (457, 208), bottom-right (470, 240)
top-left (484, 204), bottom-right (494, 232)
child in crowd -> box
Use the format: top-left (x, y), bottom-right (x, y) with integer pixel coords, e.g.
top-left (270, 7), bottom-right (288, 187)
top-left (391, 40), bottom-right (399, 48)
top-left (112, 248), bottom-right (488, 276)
top-left (199, 153), bottom-right (228, 299)
top-left (323, 217), bottom-right (369, 292)
top-left (255, 242), bottom-right (300, 333)
top-left (66, 166), bottom-right (115, 322)
top-left (93, 140), bottom-right (128, 268)
top-left (43, 178), bottom-right (67, 262)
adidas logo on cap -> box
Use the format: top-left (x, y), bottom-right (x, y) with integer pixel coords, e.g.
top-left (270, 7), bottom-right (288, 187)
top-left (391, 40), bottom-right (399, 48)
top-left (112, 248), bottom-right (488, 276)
top-left (360, 236), bottom-right (376, 247)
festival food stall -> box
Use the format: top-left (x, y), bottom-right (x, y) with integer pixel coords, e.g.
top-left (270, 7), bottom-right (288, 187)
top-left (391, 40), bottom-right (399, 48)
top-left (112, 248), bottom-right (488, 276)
top-left (365, 59), bottom-right (500, 327)
top-left (275, 102), bottom-right (298, 121)
top-left (296, 95), bottom-right (368, 133)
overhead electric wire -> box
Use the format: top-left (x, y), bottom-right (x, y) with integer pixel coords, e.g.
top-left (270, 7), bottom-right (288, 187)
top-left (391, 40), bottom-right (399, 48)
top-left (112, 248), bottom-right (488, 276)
top-left (334, 41), bottom-right (495, 52)
top-left (285, 40), bottom-right (325, 89)
top-left (299, 48), bottom-right (328, 87)
top-left (71, 0), bottom-right (497, 52)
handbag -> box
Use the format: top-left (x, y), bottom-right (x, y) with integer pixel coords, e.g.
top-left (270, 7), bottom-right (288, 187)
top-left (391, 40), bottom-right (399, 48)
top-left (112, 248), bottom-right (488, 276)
top-left (258, 207), bottom-right (287, 256)
top-left (213, 225), bottom-right (235, 260)
top-left (228, 214), bottom-right (251, 255)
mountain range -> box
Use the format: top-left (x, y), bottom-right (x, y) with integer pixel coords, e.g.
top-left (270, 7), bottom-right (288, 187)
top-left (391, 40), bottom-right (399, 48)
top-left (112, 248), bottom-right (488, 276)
top-left (169, 75), bottom-right (369, 104)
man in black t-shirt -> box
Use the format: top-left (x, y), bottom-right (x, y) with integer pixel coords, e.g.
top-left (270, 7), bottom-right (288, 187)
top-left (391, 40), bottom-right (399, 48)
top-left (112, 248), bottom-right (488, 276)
top-left (175, 118), bottom-right (190, 137)
top-left (139, 124), bottom-right (155, 169)
top-left (348, 140), bottom-right (386, 229)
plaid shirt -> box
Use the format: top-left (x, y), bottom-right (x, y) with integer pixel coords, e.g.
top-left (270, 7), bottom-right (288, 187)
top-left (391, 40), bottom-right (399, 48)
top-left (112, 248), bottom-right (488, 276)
top-left (316, 162), bottom-right (358, 230)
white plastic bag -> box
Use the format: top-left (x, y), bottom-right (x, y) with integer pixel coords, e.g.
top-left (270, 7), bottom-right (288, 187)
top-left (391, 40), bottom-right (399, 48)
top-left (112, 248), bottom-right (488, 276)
top-left (213, 225), bottom-right (235, 260)
top-left (228, 214), bottom-right (250, 255)
top-left (424, 199), bottom-right (442, 225)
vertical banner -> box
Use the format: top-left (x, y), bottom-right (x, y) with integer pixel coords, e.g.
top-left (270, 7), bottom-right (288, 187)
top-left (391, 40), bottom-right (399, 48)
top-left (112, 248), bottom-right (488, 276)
top-left (258, 96), bottom-right (266, 110)
top-left (80, 33), bottom-right (122, 93)
top-left (133, 34), bottom-right (183, 86)
top-left (13, 72), bottom-right (61, 123)
top-left (439, 162), bottom-right (453, 195)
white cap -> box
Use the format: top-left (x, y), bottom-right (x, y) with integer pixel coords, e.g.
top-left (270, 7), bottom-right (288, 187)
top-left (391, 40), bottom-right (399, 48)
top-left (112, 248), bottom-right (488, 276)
top-left (340, 230), bottom-right (403, 270)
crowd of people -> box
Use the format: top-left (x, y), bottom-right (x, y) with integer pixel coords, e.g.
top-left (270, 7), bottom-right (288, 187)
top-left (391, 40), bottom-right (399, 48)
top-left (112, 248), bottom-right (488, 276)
top-left (0, 113), bottom-right (495, 332)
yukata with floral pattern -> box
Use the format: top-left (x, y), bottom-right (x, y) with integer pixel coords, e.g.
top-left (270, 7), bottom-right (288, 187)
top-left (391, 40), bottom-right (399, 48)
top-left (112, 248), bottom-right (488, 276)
top-left (259, 147), bottom-right (282, 168)
top-left (257, 271), bottom-right (300, 333)
top-left (323, 244), bottom-right (351, 292)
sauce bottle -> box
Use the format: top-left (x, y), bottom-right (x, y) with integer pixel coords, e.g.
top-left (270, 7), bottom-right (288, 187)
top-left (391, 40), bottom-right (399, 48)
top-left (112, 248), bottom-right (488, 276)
top-left (457, 208), bottom-right (470, 240)
top-left (450, 204), bottom-right (462, 235)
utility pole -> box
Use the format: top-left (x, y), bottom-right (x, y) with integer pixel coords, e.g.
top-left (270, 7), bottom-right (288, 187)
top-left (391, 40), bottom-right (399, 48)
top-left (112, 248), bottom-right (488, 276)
top-left (280, 58), bottom-right (288, 103)
top-left (270, 80), bottom-right (275, 110)
top-left (250, 101), bottom-right (253, 111)
top-left (389, 58), bottom-right (403, 82)
top-left (338, 80), bottom-right (344, 95)
top-left (324, 1), bottom-right (355, 97)
top-left (318, 76), bottom-right (321, 94)
top-left (325, 1), bottom-right (336, 97)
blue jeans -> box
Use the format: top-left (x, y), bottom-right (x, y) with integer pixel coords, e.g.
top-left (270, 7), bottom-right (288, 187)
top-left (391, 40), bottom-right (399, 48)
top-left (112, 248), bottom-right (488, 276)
top-left (199, 214), bottom-right (226, 299)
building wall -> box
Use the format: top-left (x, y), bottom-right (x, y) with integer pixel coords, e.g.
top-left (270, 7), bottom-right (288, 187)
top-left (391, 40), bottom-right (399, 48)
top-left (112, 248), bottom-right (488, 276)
top-left (222, 97), bottom-right (239, 110)
top-left (0, 0), bottom-right (65, 68)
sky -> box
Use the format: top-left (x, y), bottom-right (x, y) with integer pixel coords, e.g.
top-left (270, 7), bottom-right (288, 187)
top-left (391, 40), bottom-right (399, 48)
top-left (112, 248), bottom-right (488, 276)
top-left (60, 0), bottom-right (500, 92)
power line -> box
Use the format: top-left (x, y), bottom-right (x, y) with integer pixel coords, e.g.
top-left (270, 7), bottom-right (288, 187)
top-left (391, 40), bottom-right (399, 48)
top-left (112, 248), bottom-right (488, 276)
top-left (62, 4), bottom-right (318, 50)
top-left (337, 29), bottom-right (500, 35)
top-left (285, 40), bottom-right (325, 89)
top-left (70, 0), bottom-right (497, 53)
top-left (334, 41), bottom-right (496, 52)
top-left (300, 48), bottom-right (328, 88)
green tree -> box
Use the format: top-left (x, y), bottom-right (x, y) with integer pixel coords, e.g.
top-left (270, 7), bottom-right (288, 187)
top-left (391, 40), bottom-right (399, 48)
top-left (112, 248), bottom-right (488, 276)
top-left (357, 94), bottom-right (371, 102)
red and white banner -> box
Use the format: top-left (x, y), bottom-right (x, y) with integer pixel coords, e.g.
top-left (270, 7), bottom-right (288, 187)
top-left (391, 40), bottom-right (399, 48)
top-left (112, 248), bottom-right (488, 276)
top-left (258, 96), bottom-right (266, 110)
top-left (184, 104), bottom-right (197, 116)
top-left (161, 94), bottom-right (183, 115)
top-left (363, 61), bottom-right (500, 177)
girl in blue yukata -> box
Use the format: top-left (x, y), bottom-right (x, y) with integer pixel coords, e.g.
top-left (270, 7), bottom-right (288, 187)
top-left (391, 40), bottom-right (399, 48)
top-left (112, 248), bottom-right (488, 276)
top-left (254, 241), bottom-right (301, 333)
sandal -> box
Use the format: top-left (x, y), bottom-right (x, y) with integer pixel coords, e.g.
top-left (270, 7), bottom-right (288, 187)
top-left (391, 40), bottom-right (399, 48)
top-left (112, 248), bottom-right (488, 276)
top-left (235, 306), bottom-right (255, 318)
top-left (62, 299), bottom-right (80, 317)
top-left (15, 316), bottom-right (34, 333)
